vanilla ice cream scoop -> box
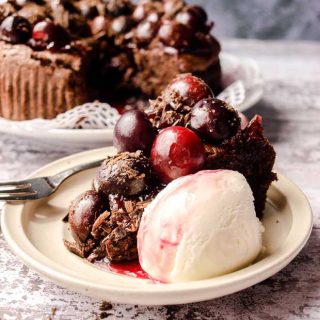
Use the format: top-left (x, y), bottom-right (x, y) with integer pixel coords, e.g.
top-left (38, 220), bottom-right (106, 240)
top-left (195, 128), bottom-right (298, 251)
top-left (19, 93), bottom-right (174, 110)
top-left (137, 170), bottom-right (264, 283)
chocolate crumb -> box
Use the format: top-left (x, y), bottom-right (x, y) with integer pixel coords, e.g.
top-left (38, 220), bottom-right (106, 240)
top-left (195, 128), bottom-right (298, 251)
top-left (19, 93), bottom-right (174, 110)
top-left (48, 307), bottom-right (57, 320)
top-left (100, 311), bottom-right (113, 319)
top-left (100, 301), bottom-right (113, 311)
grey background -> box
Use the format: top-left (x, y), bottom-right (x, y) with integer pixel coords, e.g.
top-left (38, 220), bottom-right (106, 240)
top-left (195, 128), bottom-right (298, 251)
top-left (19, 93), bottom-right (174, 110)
top-left (189, 0), bottom-right (320, 40)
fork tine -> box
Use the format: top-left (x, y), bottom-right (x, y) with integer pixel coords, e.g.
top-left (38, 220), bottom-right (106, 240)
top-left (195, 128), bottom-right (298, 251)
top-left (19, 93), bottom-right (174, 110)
top-left (0, 191), bottom-right (38, 201)
top-left (0, 180), bottom-right (31, 186)
top-left (0, 184), bottom-right (32, 193)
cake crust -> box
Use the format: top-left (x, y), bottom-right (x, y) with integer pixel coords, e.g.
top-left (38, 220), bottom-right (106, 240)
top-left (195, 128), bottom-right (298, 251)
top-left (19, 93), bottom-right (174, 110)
top-left (0, 41), bottom-right (89, 120)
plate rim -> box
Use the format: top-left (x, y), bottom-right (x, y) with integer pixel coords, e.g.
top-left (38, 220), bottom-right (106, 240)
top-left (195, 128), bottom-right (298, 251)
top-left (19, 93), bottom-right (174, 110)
top-left (1, 147), bottom-right (313, 305)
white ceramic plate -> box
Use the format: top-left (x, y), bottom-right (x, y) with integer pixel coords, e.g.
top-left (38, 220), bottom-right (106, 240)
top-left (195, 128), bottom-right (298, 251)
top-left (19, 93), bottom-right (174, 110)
top-left (2, 147), bottom-right (311, 306)
top-left (0, 53), bottom-right (263, 149)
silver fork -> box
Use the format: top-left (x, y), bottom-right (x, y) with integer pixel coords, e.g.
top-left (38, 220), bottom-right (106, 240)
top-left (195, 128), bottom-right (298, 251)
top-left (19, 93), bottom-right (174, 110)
top-left (0, 159), bottom-right (104, 201)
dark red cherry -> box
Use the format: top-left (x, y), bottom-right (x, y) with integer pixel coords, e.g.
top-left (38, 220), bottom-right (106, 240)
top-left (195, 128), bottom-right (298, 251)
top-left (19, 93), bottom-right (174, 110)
top-left (136, 20), bottom-right (158, 43)
top-left (167, 74), bottom-right (213, 106)
top-left (68, 190), bottom-right (107, 243)
top-left (105, 0), bottom-right (133, 17)
top-left (111, 16), bottom-right (133, 35)
top-left (32, 20), bottom-right (70, 51)
top-left (189, 6), bottom-right (207, 25)
top-left (0, 15), bottom-right (31, 44)
top-left (80, 3), bottom-right (99, 19)
top-left (113, 110), bottom-right (157, 154)
top-left (15, 0), bottom-right (27, 6)
top-left (54, 0), bottom-right (78, 13)
top-left (190, 98), bottom-right (241, 143)
top-left (175, 5), bottom-right (207, 30)
top-left (146, 12), bottom-right (161, 23)
top-left (132, 4), bottom-right (147, 21)
top-left (68, 14), bottom-right (92, 38)
top-left (192, 33), bottom-right (220, 54)
top-left (163, 0), bottom-right (181, 16)
top-left (158, 20), bottom-right (193, 49)
top-left (151, 126), bottom-right (205, 183)
top-left (91, 15), bottom-right (109, 34)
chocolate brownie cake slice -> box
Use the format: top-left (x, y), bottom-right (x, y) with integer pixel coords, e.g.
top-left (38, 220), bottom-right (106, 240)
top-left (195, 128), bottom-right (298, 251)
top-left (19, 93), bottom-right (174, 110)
top-left (64, 74), bottom-right (276, 264)
top-left (204, 116), bottom-right (277, 217)
top-left (0, 0), bottom-right (222, 120)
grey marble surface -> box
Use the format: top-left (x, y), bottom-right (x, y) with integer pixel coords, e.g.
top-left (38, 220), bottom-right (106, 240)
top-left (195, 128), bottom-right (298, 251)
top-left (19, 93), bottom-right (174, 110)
top-left (191, 0), bottom-right (320, 41)
top-left (0, 39), bottom-right (320, 319)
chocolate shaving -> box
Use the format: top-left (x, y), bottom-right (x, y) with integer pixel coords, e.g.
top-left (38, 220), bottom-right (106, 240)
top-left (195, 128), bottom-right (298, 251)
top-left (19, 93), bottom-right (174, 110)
top-left (64, 238), bottom-right (96, 258)
top-left (146, 89), bottom-right (192, 129)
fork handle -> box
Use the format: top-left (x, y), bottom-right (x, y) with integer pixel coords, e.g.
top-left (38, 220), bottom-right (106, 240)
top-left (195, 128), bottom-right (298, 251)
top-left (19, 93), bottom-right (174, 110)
top-left (49, 159), bottom-right (104, 187)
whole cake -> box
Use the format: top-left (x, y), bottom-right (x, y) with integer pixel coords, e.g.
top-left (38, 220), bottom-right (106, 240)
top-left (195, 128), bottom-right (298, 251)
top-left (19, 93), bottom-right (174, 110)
top-left (0, 0), bottom-right (221, 120)
top-left (64, 74), bottom-right (276, 267)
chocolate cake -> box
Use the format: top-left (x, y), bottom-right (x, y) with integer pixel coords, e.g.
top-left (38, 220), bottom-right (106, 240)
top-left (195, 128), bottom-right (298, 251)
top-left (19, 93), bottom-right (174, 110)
top-left (0, 0), bottom-right (222, 120)
top-left (64, 74), bottom-right (276, 264)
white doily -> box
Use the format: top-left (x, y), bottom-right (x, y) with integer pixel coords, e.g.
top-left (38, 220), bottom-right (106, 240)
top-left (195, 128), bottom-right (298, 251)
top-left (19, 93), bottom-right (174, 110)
top-left (217, 80), bottom-right (245, 108)
top-left (54, 102), bottom-right (121, 129)
top-left (0, 102), bottom-right (120, 130)
top-left (0, 80), bottom-right (246, 131)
